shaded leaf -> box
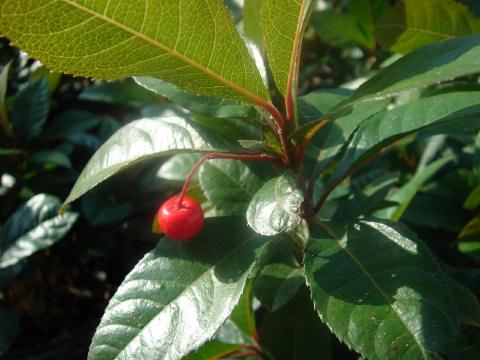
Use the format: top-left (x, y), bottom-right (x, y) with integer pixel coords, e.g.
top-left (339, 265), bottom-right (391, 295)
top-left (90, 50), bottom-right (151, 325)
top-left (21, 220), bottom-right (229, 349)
top-left (30, 150), bottom-right (72, 169)
top-left (246, 171), bottom-right (304, 236)
top-left (40, 110), bottom-right (101, 141)
top-left (200, 159), bottom-right (265, 216)
top-left (80, 79), bottom-right (159, 105)
top-left (157, 154), bottom-right (202, 181)
top-left (0, 194), bottom-right (78, 268)
top-left (135, 77), bottom-right (254, 119)
top-left (0, 308), bottom-right (18, 355)
top-left (448, 277), bottom-right (480, 327)
top-left (345, 35), bottom-right (480, 106)
top-left (376, 0), bottom-right (480, 53)
top-left (88, 217), bottom-right (267, 360)
top-left (259, 286), bottom-right (332, 360)
top-left (185, 340), bottom-right (242, 360)
top-left (63, 111), bottom-right (242, 210)
top-left (11, 77), bottom-right (49, 143)
top-left (254, 263), bottom-right (303, 312)
top-left (81, 190), bottom-right (133, 226)
top-left (305, 219), bottom-right (459, 359)
top-left (0, 0), bottom-right (269, 104)
top-left (332, 92), bottom-right (480, 185)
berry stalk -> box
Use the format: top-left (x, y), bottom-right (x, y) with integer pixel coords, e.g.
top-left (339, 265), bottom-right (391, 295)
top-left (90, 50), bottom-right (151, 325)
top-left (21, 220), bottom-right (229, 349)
top-left (176, 152), bottom-right (280, 208)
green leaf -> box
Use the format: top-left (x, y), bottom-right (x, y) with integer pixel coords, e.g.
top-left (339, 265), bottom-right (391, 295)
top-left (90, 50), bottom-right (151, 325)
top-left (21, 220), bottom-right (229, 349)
top-left (0, 194), bottom-right (78, 268)
top-left (244, 0), bottom-right (264, 48)
top-left (0, 0), bottom-right (269, 104)
top-left (0, 308), bottom-right (18, 355)
top-left (246, 171), bottom-right (304, 236)
top-left (40, 110), bottom-right (100, 141)
top-left (81, 190), bottom-right (133, 226)
top-left (332, 92), bottom-right (480, 185)
top-left (229, 281), bottom-right (257, 339)
top-left (345, 35), bottom-right (480, 106)
top-left (134, 77), bottom-right (254, 119)
top-left (157, 154), bottom-right (202, 181)
top-left (254, 263), bottom-right (303, 312)
top-left (298, 88), bottom-right (352, 124)
top-left (62, 111), bottom-right (242, 210)
top-left (376, 0), bottom-right (480, 54)
top-left (259, 286), bottom-right (332, 360)
top-left (11, 77), bottom-right (50, 143)
top-left (88, 217), bottom-right (267, 360)
top-left (448, 277), bottom-right (480, 328)
top-left (261, 0), bottom-right (314, 104)
top-left (30, 150), bottom-right (73, 169)
top-left (464, 184), bottom-right (480, 210)
top-left (376, 157), bottom-right (451, 221)
top-left (185, 340), bottom-right (242, 360)
top-left (199, 159), bottom-right (265, 216)
top-left (80, 79), bottom-right (159, 105)
top-left (0, 61), bottom-right (10, 110)
top-left (305, 219), bottom-right (459, 359)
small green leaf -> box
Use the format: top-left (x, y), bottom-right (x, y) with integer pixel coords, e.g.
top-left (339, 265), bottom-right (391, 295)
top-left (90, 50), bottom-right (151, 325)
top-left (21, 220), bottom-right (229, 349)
top-left (305, 219), bottom-right (459, 359)
top-left (200, 159), bottom-right (265, 216)
top-left (246, 171), bottom-right (304, 236)
top-left (0, 61), bottom-right (11, 110)
top-left (0, 194), bottom-right (78, 268)
top-left (11, 77), bottom-right (49, 143)
top-left (135, 77), bottom-right (254, 119)
top-left (30, 150), bottom-right (73, 169)
top-left (63, 112), bottom-right (243, 210)
top-left (254, 263), bottom-right (304, 312)
top-left (88, 218), bottom-right (267, 360)
top-left (376, 157), bottom-right (451, 221)
top-left (0, 0), bottom-right (269, 104)
top-left (185, 340), bottom-right (242, 360)
top-left (157, 154), bottom-right (202, 181)
top-left (259, 286), bottom-right (332, 360)
top-left (376, 0), bottom-right (480, 53)
top-left (40, 110), bottom-right (101, 141)
top-left (464, 185), bottom-right (480, 210)
top-left (229, 281), bottom-right (257, 340)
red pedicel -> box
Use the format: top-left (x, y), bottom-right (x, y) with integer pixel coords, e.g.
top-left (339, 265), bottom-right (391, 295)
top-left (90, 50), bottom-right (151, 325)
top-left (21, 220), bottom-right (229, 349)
top-left (157, 195), bottom-right (204, 241)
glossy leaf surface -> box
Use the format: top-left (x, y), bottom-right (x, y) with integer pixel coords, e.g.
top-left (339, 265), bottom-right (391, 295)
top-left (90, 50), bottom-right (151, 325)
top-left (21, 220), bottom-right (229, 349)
top-left (0, 0), bottom-right (269, 103)
top-left (332, 92), bottom-right (480, 185)
top-left (376, 0), bottom-right (480, 53)
top-left (305, 219), bottom-right (459, 359)
top-left (0, 194), bottom-right (78, 268)
top-left (246, 171), bottom-right (303, 236)
top-left (88, 218), bottom-right (266, 360)
top-left (63, 111), bottom-right (241, 209)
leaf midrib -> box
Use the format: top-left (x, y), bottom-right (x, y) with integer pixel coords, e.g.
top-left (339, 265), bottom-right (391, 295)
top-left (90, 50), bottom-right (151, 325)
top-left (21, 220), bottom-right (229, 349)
top-left (313, 219), bottom-right (429, 359)
top-left (61, 0), bottom-right (269, 106)
top-left (101, 234), bottom-right (258, 360)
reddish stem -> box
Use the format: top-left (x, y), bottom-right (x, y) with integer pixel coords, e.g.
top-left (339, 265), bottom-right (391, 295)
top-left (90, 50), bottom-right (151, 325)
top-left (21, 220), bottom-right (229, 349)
top-left (176, 152), bottom-right (280, 208)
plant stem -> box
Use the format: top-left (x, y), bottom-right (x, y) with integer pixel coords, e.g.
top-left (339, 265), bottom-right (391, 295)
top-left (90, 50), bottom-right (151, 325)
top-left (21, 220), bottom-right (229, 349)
top-left (176, 152), bottom-right (280, 208)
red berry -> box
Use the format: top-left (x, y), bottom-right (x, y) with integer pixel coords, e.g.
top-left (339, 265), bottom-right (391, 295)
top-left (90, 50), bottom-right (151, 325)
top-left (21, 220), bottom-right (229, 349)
top-left (157, 195), bottom-right (204, 241)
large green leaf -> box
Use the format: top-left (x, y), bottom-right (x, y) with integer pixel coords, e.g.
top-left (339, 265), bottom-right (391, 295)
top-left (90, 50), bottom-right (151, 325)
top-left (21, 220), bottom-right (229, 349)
top-left (134, 77), bottom-right (254, 119)
top-left (253, 263), bottom-right (304, 312)
top-left (305, 219), bottom-right (459, 359)
top-left (0, 194), bottom-right (78, 268)
top-left (332, 92), bottom-right (480, 185)
top-left (88, 217), bottom-right (267, 360)
top-left (259, 286), bottom-right (332, 360)
top-left (0, 0), bottom-right (269, 104)
top-left (63, 111), bottom-right (242, 209)
top-left (344, 35), bottom-right (480, 106)
top-left (376, 0), bottom-right (480, 53)
top-left (199, 159), bottom-right (265, 216)
top-left (11, 77), bottom-right (50, 143)
top-left (261, 0), bottom-right (314, 115)
top-left (246, 171), bottom-right (304, 236)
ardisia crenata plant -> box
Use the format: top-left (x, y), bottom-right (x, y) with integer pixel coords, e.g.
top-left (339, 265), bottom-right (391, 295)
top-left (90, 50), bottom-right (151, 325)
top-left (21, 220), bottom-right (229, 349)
top-left (2, 0), bottom-right (480, 359)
